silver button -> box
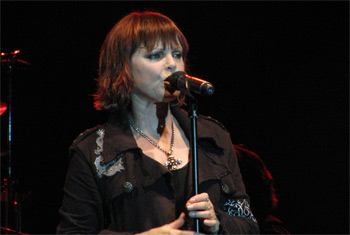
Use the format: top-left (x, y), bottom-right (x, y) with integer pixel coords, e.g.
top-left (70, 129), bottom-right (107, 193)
top-left (124, 182), bottom-right (133, 193)
top-left (221, 183), bottom-right (230, 194)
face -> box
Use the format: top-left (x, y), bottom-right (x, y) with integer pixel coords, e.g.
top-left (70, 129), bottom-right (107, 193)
top-left (130, 41), bottom-right (185, 104)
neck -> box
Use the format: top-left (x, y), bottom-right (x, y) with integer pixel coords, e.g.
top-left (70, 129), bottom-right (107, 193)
top-left (129, 100), bottom-right (171, 136)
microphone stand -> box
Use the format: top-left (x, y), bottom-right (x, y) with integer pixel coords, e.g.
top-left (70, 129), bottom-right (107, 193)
top-left (167, 71), bottom-right (215, 233)
top-left (188, 98), bottom-right (200, 233)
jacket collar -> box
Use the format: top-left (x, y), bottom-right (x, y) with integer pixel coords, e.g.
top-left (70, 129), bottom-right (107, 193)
top-left (102, 109), bottom-right (140, 164)
top-left (102, 105), bottom-right (226, 166)
top-left (170, 105), bottom-right (225, 151)
top-left (102, 106), bottom-right (230, 191)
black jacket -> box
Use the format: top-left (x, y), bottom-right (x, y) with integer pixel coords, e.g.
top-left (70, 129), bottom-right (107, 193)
top-left (57, 106), bottom-right (259, 234)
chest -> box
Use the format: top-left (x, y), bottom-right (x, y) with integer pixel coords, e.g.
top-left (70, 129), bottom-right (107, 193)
top-left (98, 144), bottom-right (234, 232)
top-left (132, 123), bottom-right (190, 169)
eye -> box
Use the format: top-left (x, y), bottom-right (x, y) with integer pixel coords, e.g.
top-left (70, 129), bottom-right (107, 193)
top-left (146, 51), bottom-right (164, 60)
top-left (172, 51), bottom-right (183, 59)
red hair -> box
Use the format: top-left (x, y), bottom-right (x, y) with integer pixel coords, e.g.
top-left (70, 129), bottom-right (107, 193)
top-left (94, 11), bottom-right (189, 111)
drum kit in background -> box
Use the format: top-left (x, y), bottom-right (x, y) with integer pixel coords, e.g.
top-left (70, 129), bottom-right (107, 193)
top-left (1, 50), bottom-right (30, 235)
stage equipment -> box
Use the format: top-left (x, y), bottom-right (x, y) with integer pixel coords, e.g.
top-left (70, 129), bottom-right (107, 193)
top-left (1, 50), bottom-right (30, 233)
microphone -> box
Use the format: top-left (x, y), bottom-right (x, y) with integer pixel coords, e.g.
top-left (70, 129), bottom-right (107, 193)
top-left (165, 71), bottom-right (215, 96)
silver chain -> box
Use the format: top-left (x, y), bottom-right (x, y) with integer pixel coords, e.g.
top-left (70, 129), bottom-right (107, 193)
top-left (128, 118), bottom-right (182, 170)
top-left (128, 118), bottom-right (175, 156)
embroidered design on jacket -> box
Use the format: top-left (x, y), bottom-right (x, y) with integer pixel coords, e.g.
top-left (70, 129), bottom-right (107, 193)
top-left (223, 199), bottom-right (257, 222)
top-left (94, 129), bottom-right (125, 178)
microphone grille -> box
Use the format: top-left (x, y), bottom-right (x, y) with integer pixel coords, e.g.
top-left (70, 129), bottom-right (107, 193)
top-left (165, 71), bottom-right (186, 88)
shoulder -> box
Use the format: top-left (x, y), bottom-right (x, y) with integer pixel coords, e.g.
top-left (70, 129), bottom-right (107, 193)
top-left (197, 113), bottom-right (234, 152)
top-left (70, 124), bottom-right (106, 150)
top-left (198, 114), bottom-right (228, 132)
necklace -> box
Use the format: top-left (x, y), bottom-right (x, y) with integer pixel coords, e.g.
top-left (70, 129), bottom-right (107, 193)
top-left (128, 118), bottom-right (182, 170)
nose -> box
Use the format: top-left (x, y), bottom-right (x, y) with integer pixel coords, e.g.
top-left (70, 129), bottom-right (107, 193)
top-left (165, 54), bottom-right (176, 73)
top-left (166, 64), bottom-right (176, 72)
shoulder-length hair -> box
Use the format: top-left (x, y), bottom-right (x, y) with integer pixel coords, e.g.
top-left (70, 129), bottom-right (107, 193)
top-left (94, 11), bottom-right (189, 111)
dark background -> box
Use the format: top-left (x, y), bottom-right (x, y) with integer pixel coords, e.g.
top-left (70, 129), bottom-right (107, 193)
top-left (1, 1), bottom-right (348, 234)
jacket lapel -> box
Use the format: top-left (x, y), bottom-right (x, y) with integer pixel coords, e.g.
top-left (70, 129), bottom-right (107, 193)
top-left (171, 106), bottom-right (230, 183)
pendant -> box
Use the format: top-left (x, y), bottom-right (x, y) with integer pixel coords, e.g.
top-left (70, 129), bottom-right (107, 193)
top-left (165, 155), bottom-right (182, 170)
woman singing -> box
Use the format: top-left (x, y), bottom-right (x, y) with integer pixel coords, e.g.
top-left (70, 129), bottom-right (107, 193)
top-left (57, 11), bottom-right (259, 234)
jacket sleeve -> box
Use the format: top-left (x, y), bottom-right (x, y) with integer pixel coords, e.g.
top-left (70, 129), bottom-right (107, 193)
top-left (215, 140), bottom-right (260, 234)
top-left (56, 147), bottom-right (133, 235)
